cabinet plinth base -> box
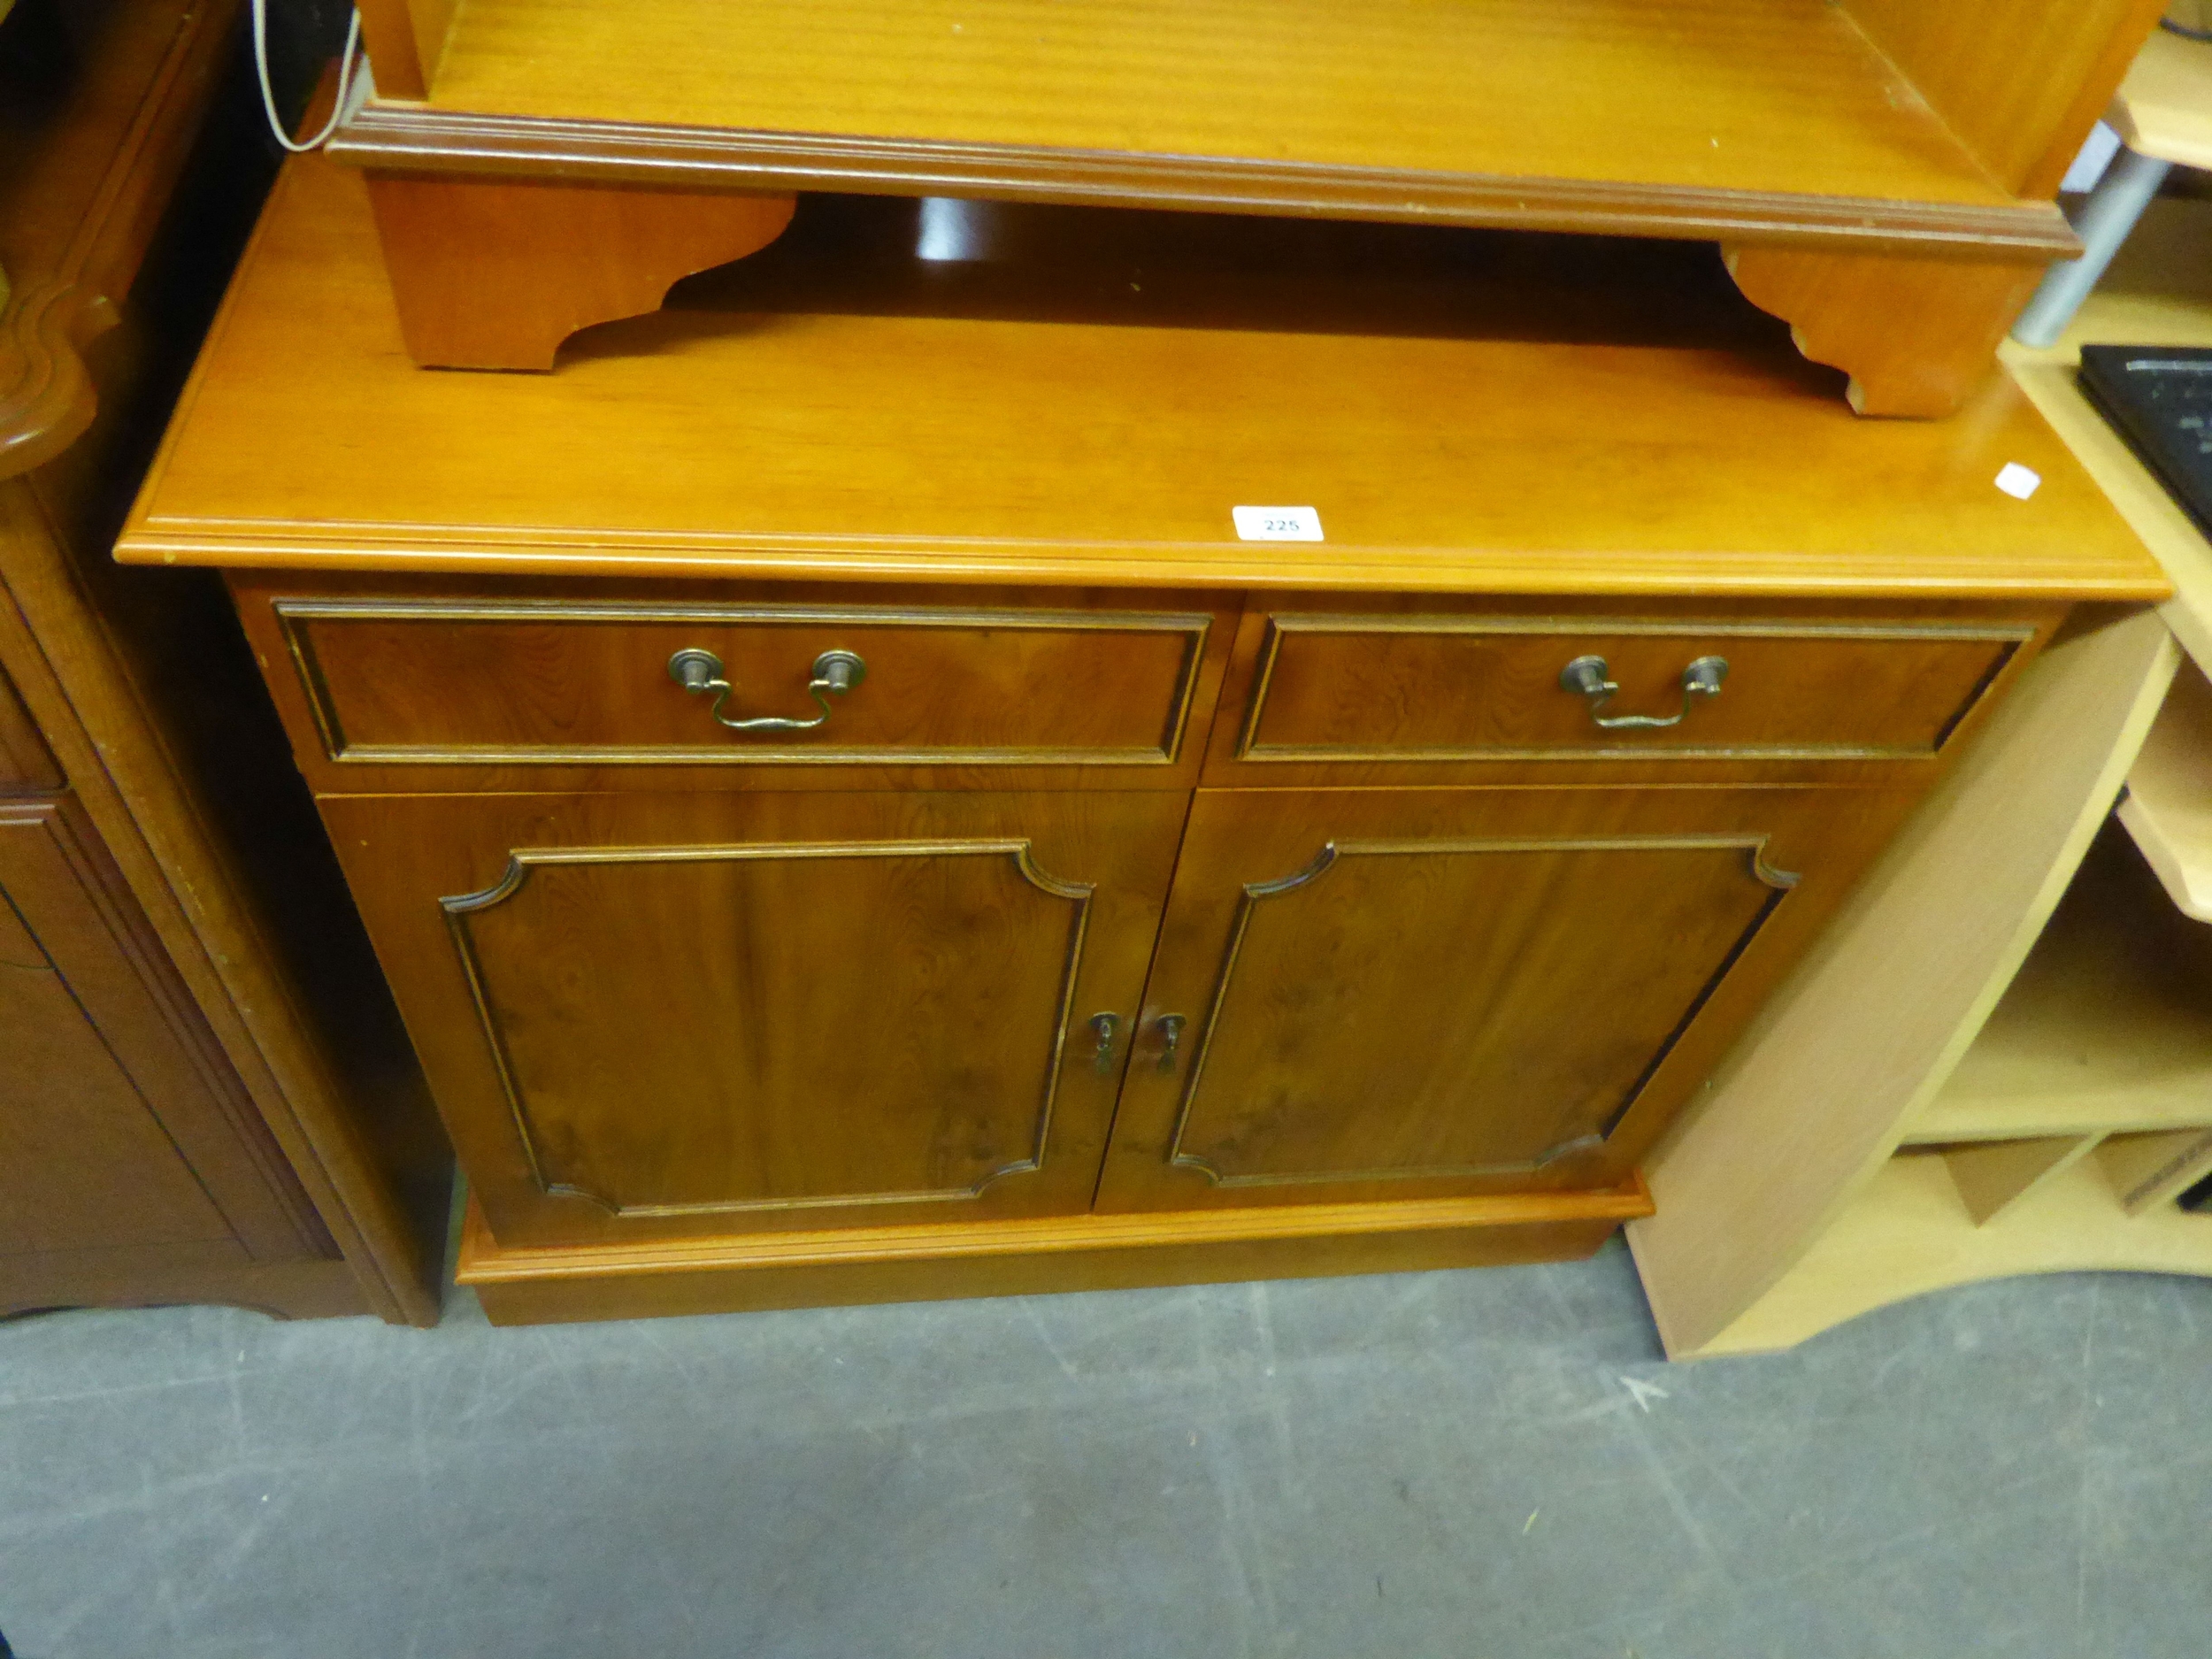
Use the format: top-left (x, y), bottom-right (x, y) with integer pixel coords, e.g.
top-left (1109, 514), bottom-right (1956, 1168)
top-left (0, 1256), bottom-right (369, 1323)
top-left (456, 1183), bottom-right (1653, 1325)
top-left (1723, 245), bottom-right (2046, 418)
top-left (363, 173), bottom-right (795, 370)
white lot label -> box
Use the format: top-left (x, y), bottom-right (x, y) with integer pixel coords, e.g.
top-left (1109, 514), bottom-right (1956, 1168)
top-left (1233, 505), bottom-right (1325, 542)
top-left (1993, 463), bottom-right (2042, 501)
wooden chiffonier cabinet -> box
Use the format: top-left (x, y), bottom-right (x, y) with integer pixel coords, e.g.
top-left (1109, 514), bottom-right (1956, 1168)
top-left (116, 150), bottom-right (2168, 1322)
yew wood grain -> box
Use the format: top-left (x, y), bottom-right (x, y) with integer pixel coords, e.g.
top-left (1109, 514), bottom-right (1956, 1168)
top-left (1233, 616), bottom-right (2025, 762)
top-left (1200, 594), bottom-right (2062, 790)
top-left (1169, 839), bottom-right (1779, 1181)
top-left (1839, 0), bottom-right (2168, 198)
top-left (228, 572), bottom-right (1239, 795)
top-left (457, 1186), bottom-right (1650, 1324)
top-left (118, 155), bottom-right (2167, 603)
top-left (403, 0), bottom-right (2024, 218)
top-left (363, 173), bottom-right (795, 369)
top-left (1722, 246), bottom-right (2046, 418)
top-left (328, 0), bottom-right (2162, 403)
top-left (452, 844), bottom-right (1092, 1215)
top-left (277, 597), bottom-right (1211, 768)
top-left (354, 0), bottom-right (458, 102)
top-left (1094, 785), bottom-right (1921, 1213)
top-left (319, 789), bottom-right (1189, 1249)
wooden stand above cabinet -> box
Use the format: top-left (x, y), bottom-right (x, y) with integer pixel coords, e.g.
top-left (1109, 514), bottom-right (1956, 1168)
top-left (327, 0), bottom-right (2162, 413)
top-left (116, 150), bottom-right (2169, 1325)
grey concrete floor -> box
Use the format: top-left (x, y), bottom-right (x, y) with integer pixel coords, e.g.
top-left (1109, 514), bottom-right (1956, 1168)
top-left (3, 1240), bottom-right (2208, 1659)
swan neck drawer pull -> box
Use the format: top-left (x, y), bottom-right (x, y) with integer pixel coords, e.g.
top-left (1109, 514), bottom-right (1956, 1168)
top-left (1559, 654), bottom-right (1728, 731)
top-left (668, 648), bottom-right (866, 733)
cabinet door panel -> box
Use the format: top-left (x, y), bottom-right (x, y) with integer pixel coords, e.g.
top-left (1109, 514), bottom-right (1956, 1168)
top-left (0, 802), bottom-right (325, 1263)
top-left (1097, 787), bottom-right (1918, 1211)
top-left (0, 874), bottom-right (236, 1257)
top-left (323, 791), bottom-right (1186, 1248)
top-left (0, 664), bottom-right (60, 793)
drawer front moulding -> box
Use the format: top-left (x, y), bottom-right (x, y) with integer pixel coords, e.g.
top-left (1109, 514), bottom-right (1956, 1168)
top-left (1235, 614), bottom-right (2035, 764)
top-left (275, 596), bottom-right (1216, 768)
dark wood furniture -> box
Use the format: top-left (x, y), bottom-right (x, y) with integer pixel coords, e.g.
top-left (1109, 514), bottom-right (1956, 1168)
top-left (329, 0), bottom-right (2163, 415)
top-left (0, 0), bottom-right (443, 1322)
top-left (116, 152), bottom-right (2169, 1323)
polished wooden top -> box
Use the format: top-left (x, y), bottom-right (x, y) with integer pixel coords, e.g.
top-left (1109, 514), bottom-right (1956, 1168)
top-left (420, 0), bottom-right (2021, 214)
top-left (119, 155), bottom-right (2167, 602)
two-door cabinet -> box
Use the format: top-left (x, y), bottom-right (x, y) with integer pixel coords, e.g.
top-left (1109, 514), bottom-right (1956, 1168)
top-left (116, 153), bottom-right (2169, 1322)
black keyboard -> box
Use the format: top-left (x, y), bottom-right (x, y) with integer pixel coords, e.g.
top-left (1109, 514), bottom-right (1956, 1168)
top-left (2079, 344), bottom-right (2212, 539)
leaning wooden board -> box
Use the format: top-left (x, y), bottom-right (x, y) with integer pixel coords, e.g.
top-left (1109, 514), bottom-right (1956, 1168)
top-left (117, 152), bottom-right (2167, 1324)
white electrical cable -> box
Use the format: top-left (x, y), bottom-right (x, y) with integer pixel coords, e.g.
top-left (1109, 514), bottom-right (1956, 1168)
top-left (251, 0), bottom-right (364, 153)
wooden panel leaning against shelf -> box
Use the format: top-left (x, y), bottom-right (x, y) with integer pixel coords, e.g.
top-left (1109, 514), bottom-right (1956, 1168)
top-left (322, 0), bottom-right (2161, 414)
top-left (1633, 199), bottom-right (2212, 1359)
top-left (2117, 655), bottom-right (2212, 919)
top-left (0, 0), bottom-right (447, 1322)
top-left (1629, 610), bottom-right (2195, 1357)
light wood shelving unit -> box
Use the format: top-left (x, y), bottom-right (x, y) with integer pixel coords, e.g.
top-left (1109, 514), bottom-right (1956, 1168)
top-left (1630, 197), bottom-right (2212, 1357)
top-left (2118, 615), bottom-right (2212, 921)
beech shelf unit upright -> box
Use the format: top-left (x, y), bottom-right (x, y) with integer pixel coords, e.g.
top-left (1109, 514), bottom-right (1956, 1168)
top-left (334, 0), bottom-right (2160, 413)
top-left (1629, 200), bottom-right (2212, 1358)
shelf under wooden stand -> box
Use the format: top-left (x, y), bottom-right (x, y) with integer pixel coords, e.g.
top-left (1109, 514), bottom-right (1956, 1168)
top-left (335, 0), bottom-right (2163, 408)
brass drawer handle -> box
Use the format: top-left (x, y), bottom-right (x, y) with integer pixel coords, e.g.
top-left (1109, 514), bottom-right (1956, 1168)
top-left (668, 648), bottom-right (866, 733)
top-left (1559, 654), bottom-right (1727, 731)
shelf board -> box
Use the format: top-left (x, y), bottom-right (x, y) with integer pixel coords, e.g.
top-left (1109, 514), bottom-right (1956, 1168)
top-left (2002, 196), bottom-right (2212, 670)
top-left (330, 0), bottom-right (2071, 256)
top-left (2098, 1127), bottom-right (2212, 1213)
top-left (1904, 821), bottom-right (2212, 1144)
top-left (1700, 1148), bottom-right (2212, 1356)
top-left (2113, 27), bottom-right (2212, 173)
top-left (116, 154), bottom-right (2162, 599)
top-left (2118, 654), bottom-right (2212, 921)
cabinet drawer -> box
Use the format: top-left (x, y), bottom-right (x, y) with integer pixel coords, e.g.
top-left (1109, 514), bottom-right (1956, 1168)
top-left (273, 597), bottom-right (1216, 772)
top-left (1228, 615), bottom-right (2034, 766)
